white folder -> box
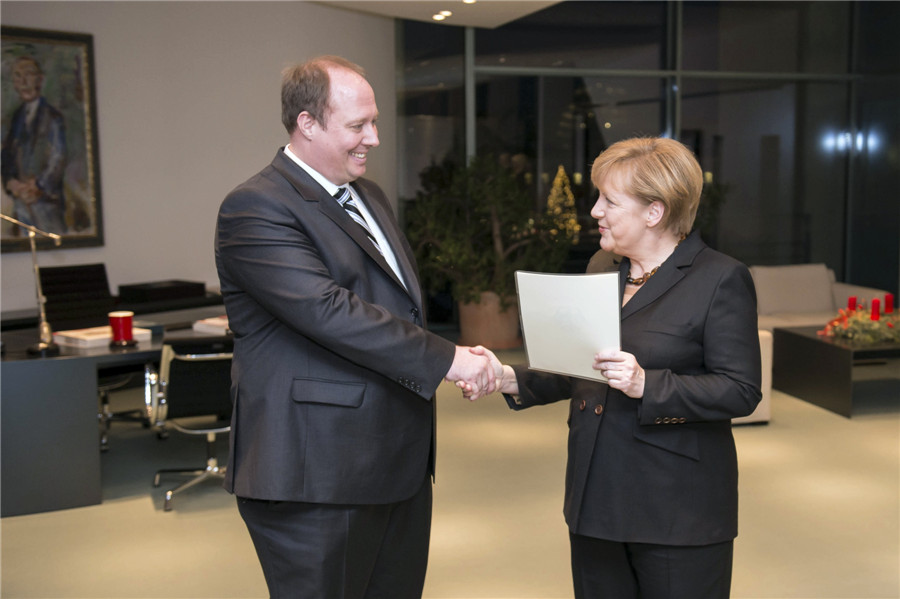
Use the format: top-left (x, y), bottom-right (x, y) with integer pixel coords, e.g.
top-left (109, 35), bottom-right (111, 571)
top-left (515, 271), bottom-right (621, 382)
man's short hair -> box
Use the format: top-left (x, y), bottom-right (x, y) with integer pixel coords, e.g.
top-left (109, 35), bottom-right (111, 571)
top-left (281, 55), bottom-right (367, 134)
top-left (14, 55), bottom-right (43, 76)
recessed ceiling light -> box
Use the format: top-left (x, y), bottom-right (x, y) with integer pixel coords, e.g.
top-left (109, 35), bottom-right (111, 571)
top-left (440, 10), bottom-right (453, 17)
top-left (432, 13), bottom-right (446, 21)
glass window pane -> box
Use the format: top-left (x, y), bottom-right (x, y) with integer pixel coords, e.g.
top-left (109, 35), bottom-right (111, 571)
top-left (856, 1), bottom-right (900, 74)
top-left (475, 1), bottom-right (667, 70)
top-left (681, 78), bottom-right (849, 271)
top-left (849, 78), bottom-right (900, 290)
top-left (475, 74), bottom-right (665, 268)
top-left (682, 1), bottom-right (851, 74)
top-left (397, 21), bottom-right (465, 201)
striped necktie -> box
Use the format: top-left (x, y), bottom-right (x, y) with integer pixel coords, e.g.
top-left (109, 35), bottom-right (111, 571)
top-left (334, 186), bottom-right (383, 255)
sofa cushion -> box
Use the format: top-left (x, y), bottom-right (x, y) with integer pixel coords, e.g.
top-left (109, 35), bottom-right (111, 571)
top-left (750, 263), bottom-right (835, 316)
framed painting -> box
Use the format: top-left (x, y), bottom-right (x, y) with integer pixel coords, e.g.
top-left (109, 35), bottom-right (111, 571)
top-left (1, 26), bottom-right (103, 252)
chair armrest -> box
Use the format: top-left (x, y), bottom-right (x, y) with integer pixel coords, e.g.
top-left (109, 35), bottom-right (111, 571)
top-left (144, 363), bottom-right (165, 429)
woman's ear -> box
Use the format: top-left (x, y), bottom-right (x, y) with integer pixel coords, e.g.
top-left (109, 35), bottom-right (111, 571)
top-left (646, 201), bottom-right (665, 228)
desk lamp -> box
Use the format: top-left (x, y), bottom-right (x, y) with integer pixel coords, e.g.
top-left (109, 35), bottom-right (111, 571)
top-left (0, 213), bottom-right (62, 357)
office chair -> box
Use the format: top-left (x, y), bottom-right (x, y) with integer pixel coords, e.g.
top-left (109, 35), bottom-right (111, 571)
top-left (38, 263), bottom-right (149, 451)
top-left (145, 335), bottom-right (233, 511)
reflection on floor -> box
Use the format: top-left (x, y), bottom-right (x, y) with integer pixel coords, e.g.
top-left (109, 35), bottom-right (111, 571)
top-left (1, 349), bottom-right (898, 598)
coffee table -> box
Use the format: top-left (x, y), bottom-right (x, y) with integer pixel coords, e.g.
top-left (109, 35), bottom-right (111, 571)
top-left (772, 326), bottom-right (900, 417)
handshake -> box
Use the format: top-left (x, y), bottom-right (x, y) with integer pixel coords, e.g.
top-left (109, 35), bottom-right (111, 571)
top-left (445, 345), bottom-right (645, 400)
top-left (444, 345), bottom-right (518, 401)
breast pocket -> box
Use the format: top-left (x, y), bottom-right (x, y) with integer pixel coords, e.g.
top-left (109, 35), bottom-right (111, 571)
top-left (630, 320), bottom-right (703, 372)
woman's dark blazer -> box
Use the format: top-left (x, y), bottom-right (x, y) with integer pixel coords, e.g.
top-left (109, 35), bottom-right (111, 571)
top-left (509, 231), bottom-right (761, 546)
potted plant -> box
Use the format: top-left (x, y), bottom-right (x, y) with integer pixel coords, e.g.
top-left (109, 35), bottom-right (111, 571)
top-left (406, 154), bottom-right (580, 348)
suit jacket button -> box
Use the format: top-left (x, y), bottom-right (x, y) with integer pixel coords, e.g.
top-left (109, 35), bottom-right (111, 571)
top-left (594, 405), bottom-right (603, 416)
top-left (579, 399), bottom-right (586, 411)
top-left (410, 307), bottom-right (419, 318)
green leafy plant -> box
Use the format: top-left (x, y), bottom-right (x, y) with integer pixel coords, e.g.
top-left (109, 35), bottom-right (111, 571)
top-left (406, 155), bottom-right (580, 310)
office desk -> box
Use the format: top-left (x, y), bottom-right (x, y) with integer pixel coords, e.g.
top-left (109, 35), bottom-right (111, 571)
top-left (1, 306), bottom-right (227, 517)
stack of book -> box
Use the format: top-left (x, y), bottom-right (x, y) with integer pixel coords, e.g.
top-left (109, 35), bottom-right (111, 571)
top-left (53, 326), bottom-right (153, 348)
top-left (191, 315), bottom-right (230, 335)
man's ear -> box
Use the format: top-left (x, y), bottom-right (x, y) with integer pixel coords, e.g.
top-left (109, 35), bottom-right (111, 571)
top-left (296, 111), bottom-right (317, 141)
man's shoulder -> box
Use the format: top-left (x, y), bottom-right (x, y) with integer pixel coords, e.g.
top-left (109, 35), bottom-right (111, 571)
top-left (36, 97), bottom-right (64, 120)
top-left (228, 164), bottom-right (282, 196)
top-left (586, 249), bottom-right (621, 273)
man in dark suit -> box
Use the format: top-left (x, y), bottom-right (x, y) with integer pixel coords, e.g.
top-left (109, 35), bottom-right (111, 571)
top-left (215, 55), bottom-right (496, 598)
top-left (1, 55), bottom-right (67, 234)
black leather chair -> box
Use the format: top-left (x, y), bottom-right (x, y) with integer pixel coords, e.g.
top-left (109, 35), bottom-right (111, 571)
top-left (145, 335), bottom-right (233, 511)
top-left (38, 263), bottom-right (149, 450)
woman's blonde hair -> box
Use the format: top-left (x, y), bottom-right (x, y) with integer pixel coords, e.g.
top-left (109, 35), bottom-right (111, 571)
top-left (590, 137), bottom-right (703, 237)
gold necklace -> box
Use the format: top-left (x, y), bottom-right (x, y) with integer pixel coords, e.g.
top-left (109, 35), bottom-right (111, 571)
top-left (625, 235), bottom-right (686, 286)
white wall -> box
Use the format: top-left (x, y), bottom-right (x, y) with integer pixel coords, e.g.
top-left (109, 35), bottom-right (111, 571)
top-left (1, 1), bottom-right (397, 311)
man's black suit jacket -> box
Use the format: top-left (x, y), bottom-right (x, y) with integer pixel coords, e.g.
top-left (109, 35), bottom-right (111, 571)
top-left (215, 149), bottom-right (456, 505)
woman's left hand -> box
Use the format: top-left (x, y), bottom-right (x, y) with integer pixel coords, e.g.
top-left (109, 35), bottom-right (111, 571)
top-left (593, 349), bottom-right (645, 398)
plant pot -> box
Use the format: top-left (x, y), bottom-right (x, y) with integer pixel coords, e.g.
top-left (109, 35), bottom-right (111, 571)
top-left (457, 291), bottom-right (522, 349)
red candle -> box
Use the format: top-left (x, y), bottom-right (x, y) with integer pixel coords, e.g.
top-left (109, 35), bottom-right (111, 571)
top-left (886, 293), bottom-right (894, 314)
top-left (848, 296), bottom-right (857, 311)
top-left (871, 298), bottom-right (881, 321)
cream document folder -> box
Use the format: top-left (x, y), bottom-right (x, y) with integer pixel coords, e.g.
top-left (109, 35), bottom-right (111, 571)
top-left (515, 271), bottom-right (621, 382)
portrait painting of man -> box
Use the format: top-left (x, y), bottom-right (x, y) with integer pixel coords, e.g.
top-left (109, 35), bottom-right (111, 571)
top-left (1, 27), bottom-right (103, 251)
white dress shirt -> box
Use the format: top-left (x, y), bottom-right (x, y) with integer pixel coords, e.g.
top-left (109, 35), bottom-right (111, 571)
top-left (283, 145), bottom-right (408, 290)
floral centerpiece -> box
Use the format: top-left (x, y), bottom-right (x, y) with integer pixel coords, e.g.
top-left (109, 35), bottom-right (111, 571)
top-left (818, 293), bottom-right (899, 344)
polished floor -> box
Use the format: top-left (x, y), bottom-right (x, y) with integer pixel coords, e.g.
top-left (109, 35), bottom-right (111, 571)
top-left (1, 350), bottom-right (898, 599)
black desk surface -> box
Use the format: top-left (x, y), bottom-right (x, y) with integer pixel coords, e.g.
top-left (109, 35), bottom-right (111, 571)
top-left (1, 304), bottom-right (228, 362)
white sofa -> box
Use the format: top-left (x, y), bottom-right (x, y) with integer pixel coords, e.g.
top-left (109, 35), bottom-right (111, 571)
top-left (750, 263), bottom-right (891, 332)
top-left (734, 263), bottom-right (892, 425)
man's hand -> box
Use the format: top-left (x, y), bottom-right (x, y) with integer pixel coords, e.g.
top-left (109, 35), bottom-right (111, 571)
top-left (445, 345), bottom-right (496, 399)
top-left (454, 346), bottom-right (519, 400)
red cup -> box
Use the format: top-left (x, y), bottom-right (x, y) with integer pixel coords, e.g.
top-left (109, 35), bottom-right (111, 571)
top-left (109, 311), bottom-right (135, 343)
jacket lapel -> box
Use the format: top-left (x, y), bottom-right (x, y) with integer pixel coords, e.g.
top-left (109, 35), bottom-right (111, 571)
top-left (620, 231), bottom-right (705, 320)
top-left (270, 151), bottom-right (414, 299)
top-left (352, 182), bottom-right (424, 308)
